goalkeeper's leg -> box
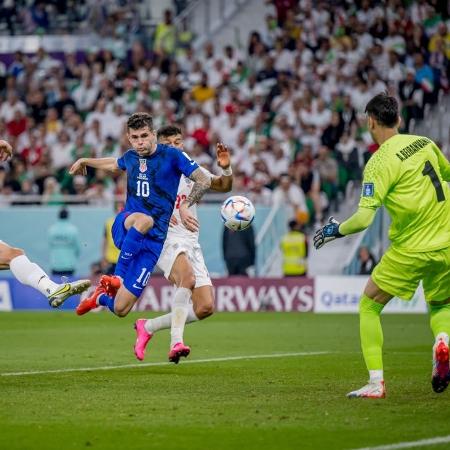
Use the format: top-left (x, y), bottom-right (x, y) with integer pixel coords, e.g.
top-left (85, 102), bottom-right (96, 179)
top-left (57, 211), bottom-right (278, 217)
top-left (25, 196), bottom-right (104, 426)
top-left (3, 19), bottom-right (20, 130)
top-left (429, 303), bottom-right (450, 393)
top-left (348, 278), bottom-right (392, 399)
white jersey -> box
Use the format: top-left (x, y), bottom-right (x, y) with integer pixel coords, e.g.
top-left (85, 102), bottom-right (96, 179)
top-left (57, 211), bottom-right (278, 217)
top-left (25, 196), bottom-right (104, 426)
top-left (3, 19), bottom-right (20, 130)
top-left (157, 168), bottom-right (214, 288)
top-left (166, 168), bottom-right (213, 245)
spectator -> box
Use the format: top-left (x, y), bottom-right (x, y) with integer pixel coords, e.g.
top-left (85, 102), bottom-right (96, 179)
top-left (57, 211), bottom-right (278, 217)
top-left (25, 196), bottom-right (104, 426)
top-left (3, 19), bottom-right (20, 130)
top-left (48, 207), bottom-right (81, 276)
top-left (272, 173), bottom-right (308, 224)
top-left (222, 224), bottom-right (256, 276)
top-left (280, 220), bottom-right (308, 277)
top-left (399, 68), bottom-right (424, 131)
top-left (154, 9), bottom-right (176, 55)
top-left (313, 146), bottom-right (339, 212)
top-left (358, 246), bottom-right (377, 275)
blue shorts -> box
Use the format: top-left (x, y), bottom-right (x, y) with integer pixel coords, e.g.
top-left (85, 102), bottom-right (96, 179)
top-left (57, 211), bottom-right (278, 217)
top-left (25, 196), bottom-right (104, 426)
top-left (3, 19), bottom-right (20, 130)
top-left (112, 212), bottom-right (164, 297)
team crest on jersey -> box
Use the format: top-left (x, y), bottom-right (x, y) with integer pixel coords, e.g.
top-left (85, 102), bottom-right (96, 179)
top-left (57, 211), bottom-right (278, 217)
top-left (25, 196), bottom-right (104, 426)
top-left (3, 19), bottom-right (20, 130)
top-left (139, 159), bottom-right (147, 173)
top-left (362, 183), bottom-right (374, 197)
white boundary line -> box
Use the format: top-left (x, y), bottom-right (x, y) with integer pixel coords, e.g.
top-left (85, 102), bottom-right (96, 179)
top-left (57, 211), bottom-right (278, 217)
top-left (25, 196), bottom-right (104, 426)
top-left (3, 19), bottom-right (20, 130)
top-left (351, 435), bottom-right (450, 450)
top-left (1, 351), bottom-right (328, 377)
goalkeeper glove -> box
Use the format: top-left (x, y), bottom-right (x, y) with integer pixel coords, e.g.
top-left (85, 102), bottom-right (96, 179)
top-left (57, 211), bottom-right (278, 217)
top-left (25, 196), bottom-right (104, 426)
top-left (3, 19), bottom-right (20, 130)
top-left (313, 216), bottom-right (344, 249)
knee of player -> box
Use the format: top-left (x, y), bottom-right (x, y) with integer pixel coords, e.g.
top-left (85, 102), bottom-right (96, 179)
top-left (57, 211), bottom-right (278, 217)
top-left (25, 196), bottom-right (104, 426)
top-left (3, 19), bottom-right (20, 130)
top-left (195, 299), bottom-right (214, 320)
top-left (8, 247), bottom-right (25, 262)
top-left (113, 305), bottom-right (129, 318)
top-left (134, 214), bottom-right (154, 233)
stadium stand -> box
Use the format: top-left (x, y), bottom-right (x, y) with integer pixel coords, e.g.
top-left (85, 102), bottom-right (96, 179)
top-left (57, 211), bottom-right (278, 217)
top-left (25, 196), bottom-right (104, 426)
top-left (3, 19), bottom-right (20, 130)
top-left (0, 0), bottom-right (448, 275)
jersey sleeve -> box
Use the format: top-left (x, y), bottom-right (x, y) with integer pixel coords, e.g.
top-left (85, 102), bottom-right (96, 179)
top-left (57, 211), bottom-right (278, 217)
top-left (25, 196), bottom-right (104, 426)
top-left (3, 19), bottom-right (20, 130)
top-left (432, 142), bottom-right (450, 182)
top-left (172, 148), bottom-right (200, 178)
top-left (339, 207), bottom-right (377, 235)
top-left (116, 152), bottom-right (127, 171)
top-left (358, 153), bottom-right (395, 209)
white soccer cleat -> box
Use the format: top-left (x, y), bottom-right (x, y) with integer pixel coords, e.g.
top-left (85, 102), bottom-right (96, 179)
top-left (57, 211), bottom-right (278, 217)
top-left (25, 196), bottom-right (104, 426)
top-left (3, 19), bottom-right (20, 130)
top-left (347, 381), bottom-right (386, 399)
top-left (48, 279), bottom-right (91, 308)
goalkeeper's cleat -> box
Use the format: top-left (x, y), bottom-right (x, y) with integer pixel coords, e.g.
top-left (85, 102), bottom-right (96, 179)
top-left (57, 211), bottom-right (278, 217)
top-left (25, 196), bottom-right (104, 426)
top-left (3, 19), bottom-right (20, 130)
top-left (76, 284), bottom-right (105, 315)
top-left (432, 338), bottom-right (450, 393)
top-left (168, 342), bottom-right (191, 364)
top-left (48, 279), bottom-right (91, 308)
top-left (134, 319), bottom-right (154, 361)
top-left (100, 275), bottom-right (121, 298)
top-left (347, 381), bottom-right (386, 399)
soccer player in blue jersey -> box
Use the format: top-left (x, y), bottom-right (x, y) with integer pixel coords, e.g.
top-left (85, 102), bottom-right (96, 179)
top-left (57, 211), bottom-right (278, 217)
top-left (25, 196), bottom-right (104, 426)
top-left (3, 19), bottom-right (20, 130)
top-left (69, 113), bottom-right (211, 362)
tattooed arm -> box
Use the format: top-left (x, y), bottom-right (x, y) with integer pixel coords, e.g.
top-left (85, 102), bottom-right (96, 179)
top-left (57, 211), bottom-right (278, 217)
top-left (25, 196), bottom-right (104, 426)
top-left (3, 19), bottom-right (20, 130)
top-left (179, 167), bottom-right (212, 232)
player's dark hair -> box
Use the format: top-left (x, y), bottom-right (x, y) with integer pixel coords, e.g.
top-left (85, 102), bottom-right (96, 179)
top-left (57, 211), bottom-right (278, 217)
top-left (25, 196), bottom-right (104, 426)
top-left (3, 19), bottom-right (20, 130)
top-left (365, 93), bottom-right (399, 128)
top-left (157, 125), bottom-right (182, 140)
top-left (127, 112), bottom-right (154, 131)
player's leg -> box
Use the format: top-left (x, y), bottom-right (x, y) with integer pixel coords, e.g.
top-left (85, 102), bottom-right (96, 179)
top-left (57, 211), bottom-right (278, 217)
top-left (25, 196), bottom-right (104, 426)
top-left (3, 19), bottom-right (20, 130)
top-left (78, 239), bottom-right (162, 317)
top-left (423, 246), bottom-right (450, 393)
top-left (0, 240), bottom-right (90, 307)
top-left (135, 247), bottom-right (214, 361)
top-left (348, 247), bottom-right (420, 398)
top-left (114, 212), bottom-right (154, 280)
top-left (77, 212), bottom-right (154, 315)
top-left (347, 277), bottom-right (392, 398)
top-left (165, 253), bottom-right (195, 362)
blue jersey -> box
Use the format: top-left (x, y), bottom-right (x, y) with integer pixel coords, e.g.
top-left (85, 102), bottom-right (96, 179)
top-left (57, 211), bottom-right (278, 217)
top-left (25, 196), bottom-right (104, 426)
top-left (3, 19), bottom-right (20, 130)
top-left (117, 144), bottom-right (199, 243)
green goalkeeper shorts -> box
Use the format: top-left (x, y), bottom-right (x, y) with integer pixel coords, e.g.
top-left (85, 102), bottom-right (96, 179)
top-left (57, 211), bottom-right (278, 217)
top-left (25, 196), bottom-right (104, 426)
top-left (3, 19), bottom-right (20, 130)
top-left (371, 245), bottom-right (450, 303)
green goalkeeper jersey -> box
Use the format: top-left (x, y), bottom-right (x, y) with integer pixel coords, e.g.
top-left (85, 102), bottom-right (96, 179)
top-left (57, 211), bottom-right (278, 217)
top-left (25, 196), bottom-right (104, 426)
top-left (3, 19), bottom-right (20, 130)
top-left (359, 134), bottom-right (450, 252)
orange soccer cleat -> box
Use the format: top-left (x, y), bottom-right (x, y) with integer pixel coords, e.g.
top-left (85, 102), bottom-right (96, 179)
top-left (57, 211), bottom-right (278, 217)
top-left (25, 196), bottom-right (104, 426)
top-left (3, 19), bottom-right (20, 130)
top-left (100, 275), bottom-right (121, 298)
top-left (76, 285), bottom-right (105, 316)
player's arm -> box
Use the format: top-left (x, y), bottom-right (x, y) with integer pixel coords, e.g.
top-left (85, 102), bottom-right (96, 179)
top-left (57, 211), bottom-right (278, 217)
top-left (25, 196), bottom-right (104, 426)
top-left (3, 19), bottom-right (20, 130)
top-left (69, 157), bottom-right (121, 176)
top-left (185, 167), bottom-right (212, 205)
top-left (0, 140), bottom-right (13, 162)
top-left (179, 168), bottom-right (212, 232)
top-left (314, 155), bottom-right (390, 249)
top-left (210, 143), bottom-right (233, 193)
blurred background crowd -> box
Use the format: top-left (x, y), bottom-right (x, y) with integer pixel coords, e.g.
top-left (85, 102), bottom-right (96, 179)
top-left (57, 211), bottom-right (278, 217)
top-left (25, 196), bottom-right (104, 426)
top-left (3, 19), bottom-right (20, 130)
top-left (0, 0), bottom-right (449, 234)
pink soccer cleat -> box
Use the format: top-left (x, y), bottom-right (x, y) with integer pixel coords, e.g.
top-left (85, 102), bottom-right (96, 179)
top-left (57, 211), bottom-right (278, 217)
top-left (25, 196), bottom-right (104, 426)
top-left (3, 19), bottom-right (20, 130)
top-left (134, 319), bottom-right (153, 361)
top-left (432, 337), bottom-right (450, 393)
top-left (168, 342), bottom-right (191, 364)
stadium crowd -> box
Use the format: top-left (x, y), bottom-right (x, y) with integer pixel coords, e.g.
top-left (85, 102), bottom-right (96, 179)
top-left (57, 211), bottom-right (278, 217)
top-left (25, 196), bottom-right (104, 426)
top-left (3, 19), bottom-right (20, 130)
top-left (0, 0), bottom-right (449, 227)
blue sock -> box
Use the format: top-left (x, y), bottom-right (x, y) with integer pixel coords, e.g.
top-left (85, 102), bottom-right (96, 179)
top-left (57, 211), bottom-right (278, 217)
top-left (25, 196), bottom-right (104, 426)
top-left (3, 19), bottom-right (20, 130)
top-left (98, 293), bottom-right (115, 313)
top-left (115, 226), bottom-right (145, 279)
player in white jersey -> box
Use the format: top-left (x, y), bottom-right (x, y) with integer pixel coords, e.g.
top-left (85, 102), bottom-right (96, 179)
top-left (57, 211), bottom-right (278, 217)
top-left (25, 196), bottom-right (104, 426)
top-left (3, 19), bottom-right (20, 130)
top-left (0, 140), bottom-right (90, 307)
top-left (134, 125), bottom-right (233, 362)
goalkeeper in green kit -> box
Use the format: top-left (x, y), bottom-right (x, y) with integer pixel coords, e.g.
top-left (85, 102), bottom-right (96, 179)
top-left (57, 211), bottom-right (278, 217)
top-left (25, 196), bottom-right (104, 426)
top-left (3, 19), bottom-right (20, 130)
top-left (314, 93), bottom-right (450, 398)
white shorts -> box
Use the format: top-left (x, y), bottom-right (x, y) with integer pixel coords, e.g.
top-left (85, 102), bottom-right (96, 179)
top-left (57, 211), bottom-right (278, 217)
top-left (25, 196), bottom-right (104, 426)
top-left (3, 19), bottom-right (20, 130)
top-left (157, 240), bottom-right (212, 288)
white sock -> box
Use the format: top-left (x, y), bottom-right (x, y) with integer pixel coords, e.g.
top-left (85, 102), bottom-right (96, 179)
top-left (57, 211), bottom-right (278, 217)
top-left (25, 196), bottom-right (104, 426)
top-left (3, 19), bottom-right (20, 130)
top-left (369, 370), bottom-right (384, 383)
top-left (436, 332), bottom-right (449, 345)
top-left (9, 255), bottom-right (59, 297)
top-left (170, 287), bottom-right (191, 346)
top-left (144, 305), bottom-right (199, 334)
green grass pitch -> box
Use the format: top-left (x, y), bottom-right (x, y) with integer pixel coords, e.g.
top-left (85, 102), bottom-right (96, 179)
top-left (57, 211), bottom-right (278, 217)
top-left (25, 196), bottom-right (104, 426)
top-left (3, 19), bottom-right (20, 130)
top-left (0, 312), bottom-right (449, 450)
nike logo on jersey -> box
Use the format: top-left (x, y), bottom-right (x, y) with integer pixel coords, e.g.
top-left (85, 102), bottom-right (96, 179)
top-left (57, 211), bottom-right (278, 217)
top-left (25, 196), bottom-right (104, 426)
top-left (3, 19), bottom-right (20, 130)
top-left (132, 283), bottom-right (143, 290)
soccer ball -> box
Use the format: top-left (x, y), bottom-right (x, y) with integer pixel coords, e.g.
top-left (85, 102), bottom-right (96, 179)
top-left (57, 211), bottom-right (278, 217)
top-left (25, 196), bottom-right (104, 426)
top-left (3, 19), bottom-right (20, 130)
top-left (221, 195), bottom-right (255, 231)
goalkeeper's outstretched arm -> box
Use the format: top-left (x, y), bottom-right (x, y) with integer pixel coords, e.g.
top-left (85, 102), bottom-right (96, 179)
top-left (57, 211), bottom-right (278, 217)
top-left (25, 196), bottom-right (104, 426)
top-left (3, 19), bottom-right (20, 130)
top-left (339, 206), bottom-right (377, 235)
top-left (313, 207), bottom-right (377, 250)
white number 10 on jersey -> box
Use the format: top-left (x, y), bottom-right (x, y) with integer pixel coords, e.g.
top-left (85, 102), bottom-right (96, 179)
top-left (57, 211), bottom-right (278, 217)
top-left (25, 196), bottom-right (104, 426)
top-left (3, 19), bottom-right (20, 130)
top-left (136, 180), bottom-right (150, 197)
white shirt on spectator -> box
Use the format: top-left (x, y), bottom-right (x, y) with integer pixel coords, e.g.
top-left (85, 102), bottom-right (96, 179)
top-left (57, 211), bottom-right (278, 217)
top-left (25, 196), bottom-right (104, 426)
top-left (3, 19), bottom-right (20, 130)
top-left (72, 82), bottom-right (99, 112)
top-left (272, 184), bottom-right (307, 219)
top-left (0, 100), bottom-right (26, 123)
